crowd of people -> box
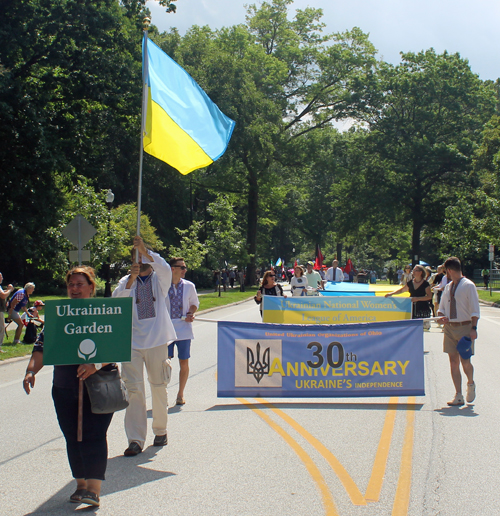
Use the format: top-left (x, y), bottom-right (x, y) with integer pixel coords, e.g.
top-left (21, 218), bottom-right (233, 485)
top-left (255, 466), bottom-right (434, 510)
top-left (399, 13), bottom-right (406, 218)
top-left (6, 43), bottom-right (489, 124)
top-left (253, 255), bottom-right (479, 409)
top-left (0, 247), bottom-right (483, 507)
top-left (213, 268), bottom-right (245, 292)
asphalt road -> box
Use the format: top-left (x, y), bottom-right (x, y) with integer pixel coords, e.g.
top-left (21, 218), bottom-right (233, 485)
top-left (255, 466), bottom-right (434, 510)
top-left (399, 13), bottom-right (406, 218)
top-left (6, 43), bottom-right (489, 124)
top-left (1, 296), bottom-right (500, 516)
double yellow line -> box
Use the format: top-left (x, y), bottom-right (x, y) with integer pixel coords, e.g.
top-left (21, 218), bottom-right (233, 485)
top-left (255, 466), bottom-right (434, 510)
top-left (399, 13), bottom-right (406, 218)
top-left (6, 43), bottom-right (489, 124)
top-left (237, 397), bottom-right (417, 516)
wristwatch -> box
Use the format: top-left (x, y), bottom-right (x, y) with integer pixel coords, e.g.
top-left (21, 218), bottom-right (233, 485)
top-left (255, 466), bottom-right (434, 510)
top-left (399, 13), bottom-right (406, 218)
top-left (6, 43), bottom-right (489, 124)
top-left (471, 326), bottom-right (477, 330)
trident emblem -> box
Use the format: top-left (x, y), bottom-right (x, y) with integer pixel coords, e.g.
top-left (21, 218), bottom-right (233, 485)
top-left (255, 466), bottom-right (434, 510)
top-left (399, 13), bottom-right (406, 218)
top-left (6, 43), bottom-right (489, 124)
top-left (247, 342), bottom-right (270, 383)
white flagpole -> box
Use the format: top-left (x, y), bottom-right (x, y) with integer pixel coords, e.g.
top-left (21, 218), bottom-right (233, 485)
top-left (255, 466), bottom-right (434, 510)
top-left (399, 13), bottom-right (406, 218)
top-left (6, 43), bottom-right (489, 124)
top-left (136, 17), bottom-right (151, 261)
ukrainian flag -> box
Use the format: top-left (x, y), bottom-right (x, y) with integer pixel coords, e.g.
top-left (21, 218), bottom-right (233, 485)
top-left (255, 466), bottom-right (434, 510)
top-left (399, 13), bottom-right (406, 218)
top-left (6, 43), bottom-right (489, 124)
top-left (142, 35), bottom-right (235, 174)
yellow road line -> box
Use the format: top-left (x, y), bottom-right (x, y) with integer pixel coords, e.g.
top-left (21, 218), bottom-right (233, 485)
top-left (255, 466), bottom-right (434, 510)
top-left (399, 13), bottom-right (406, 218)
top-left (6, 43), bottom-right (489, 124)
top-left (365, 397), bottom-right (399, 502)
top-left (237, 398), bottom-right (339, 516)
top-left (258, 398), bottom-right (366, 506)
top-left (392, 397), bottom-right (417, 516)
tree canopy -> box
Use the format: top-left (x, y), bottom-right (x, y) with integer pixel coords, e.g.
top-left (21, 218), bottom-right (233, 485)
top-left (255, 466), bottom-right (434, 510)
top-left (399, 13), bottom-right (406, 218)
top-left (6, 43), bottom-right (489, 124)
top-left (1, 0), bottom-right (499, 289)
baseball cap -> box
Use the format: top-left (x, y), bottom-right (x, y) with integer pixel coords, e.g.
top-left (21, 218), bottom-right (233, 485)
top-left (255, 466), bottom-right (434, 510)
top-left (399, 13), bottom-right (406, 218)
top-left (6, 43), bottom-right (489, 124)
top-left (34, 300), bottom-right (45, 307)
top-left (307, 261), bottom-right (314, 266)
top-left (457, 336), bottom-right (472, 360)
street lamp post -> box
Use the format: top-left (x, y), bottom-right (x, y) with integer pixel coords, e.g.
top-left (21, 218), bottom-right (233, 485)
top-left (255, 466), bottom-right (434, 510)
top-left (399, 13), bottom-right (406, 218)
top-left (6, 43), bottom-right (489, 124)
top-left (104, 189), bottom-right (115, 297)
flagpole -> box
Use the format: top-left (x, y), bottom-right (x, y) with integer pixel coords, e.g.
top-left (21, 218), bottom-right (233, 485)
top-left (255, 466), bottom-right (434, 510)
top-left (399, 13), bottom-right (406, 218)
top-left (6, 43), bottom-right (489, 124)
top-left (136, 17), bottom-right (151, 260)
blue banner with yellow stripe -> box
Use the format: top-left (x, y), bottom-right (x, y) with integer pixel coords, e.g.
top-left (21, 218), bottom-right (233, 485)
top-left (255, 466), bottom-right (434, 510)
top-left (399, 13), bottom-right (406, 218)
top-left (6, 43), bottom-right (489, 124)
top-left (217, 319), bottom-right (424, 398)
top-left (262, 296), bottom-right (411, 324)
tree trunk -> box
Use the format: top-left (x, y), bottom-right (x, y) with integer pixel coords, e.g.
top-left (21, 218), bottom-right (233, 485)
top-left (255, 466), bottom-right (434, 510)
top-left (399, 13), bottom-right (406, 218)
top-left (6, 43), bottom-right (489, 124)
top-left (245, 166), bottom-right (259, 286)
top-left (411, 218), bottom-right (422, 268)
top-left (336, 242), bottom-right (343, 265)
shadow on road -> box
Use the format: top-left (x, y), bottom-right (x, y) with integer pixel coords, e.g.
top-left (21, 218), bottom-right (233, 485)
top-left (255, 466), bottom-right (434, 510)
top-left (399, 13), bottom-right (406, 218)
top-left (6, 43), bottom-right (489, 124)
top-left (434, 405), bottom-right (478, 417)
top-left (24, 447), bottom-right (175, 515)
top-left (207, 401), bottom-right (424, 412)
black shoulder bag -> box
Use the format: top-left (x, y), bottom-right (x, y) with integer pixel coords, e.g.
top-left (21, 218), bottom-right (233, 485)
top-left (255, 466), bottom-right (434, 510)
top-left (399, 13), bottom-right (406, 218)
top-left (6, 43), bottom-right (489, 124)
top-left (85, 365), bottom-right (129, 414)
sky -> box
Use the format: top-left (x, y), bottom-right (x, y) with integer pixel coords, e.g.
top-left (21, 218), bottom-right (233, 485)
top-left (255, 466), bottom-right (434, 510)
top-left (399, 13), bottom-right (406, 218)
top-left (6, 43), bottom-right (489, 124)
top-left (148, 0), bottom-right (500, 81)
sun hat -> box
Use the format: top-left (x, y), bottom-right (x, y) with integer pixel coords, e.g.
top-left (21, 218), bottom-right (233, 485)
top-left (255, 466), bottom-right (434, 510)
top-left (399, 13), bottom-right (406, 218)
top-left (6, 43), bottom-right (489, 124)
top-left (457, 336), bottom-right (472, 360)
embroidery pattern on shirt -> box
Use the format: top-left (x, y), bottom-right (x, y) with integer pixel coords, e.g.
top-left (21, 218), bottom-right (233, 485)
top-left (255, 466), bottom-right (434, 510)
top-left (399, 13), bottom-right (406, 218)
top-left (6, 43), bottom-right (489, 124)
top-left (136, 274), bottom-right (156, 320)
top-left (169, 280), bottom-right (184, 319)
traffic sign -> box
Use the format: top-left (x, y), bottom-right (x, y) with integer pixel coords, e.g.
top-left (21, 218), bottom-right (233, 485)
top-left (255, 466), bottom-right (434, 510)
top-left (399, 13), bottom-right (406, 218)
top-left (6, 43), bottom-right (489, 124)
top-left (62, 215), bottom-right (96, 264)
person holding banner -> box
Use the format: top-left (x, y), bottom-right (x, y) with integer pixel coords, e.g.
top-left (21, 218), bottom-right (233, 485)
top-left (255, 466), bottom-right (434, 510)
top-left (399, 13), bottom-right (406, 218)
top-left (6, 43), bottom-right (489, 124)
top-left (23, 266), bottom-right (113, 507)
top-left (305, 261), bottom-right (323, 289)
top-left (437, 256), bottom-right (480, 406)
top-left (166, 257), bottom-right (199, 406)
top-left (290, 265), bottom-right (307, 296)
top-left (255, 270), bottom-right (284, 317)
top-left (400, 265), bottom-right (412, 285)
top-left (385, 265), bottom-right (432, 328)
top-left (113, 236), bottom-right (176, 456)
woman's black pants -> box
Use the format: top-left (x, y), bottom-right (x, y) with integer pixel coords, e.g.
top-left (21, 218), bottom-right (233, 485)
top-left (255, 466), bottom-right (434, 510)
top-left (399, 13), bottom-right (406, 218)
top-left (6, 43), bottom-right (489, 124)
top-left (52, 385), bottom-right (113, 480)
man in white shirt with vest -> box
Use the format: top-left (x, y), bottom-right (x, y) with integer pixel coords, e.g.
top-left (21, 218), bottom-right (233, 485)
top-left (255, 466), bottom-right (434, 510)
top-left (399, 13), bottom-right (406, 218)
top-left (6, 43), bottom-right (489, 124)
top-left (437, 256), bottom-right (480, 406)
top-left (113, 236), bottom-right (177, 456)
top-left (166, 257), bottom-right (199, 406)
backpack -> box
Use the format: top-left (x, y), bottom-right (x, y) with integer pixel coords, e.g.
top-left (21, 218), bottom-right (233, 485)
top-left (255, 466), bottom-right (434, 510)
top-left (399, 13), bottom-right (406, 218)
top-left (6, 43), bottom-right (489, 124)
top-left (23, 321), bottom-right (38, 344)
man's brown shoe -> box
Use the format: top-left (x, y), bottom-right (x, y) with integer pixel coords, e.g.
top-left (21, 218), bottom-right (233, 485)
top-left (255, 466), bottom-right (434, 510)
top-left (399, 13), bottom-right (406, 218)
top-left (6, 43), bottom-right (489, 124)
top-left (124, 442), bottom-right (142, 456)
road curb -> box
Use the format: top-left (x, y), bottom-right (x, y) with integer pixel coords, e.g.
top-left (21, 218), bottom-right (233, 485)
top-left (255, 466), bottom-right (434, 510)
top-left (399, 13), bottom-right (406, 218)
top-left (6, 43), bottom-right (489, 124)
top-left (479, 299), bottom-right (500, 308)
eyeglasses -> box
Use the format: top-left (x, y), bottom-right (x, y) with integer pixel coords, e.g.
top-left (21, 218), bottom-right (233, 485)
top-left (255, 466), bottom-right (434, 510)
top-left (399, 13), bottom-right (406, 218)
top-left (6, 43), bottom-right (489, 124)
top-left (172, 265), bottom-right (187, 270)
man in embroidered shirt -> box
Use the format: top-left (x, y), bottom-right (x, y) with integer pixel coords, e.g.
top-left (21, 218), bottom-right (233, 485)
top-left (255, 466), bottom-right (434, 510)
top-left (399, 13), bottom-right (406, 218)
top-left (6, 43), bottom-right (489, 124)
top-left (437, 256), bottom-right (480, 407)
top-left (113, 236), bottom-right (177, 456)
top-left (166, 257), bottom-right (199, 406)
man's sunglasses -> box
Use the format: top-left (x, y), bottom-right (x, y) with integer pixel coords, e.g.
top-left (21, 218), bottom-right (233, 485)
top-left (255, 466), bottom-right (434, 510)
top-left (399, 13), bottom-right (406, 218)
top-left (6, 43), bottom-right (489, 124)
top-left (172, 265), bottom-right (187, 270)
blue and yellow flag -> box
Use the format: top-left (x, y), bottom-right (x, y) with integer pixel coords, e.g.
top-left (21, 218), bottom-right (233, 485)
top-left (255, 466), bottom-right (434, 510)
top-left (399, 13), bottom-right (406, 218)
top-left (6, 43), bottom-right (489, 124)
top-left (142, 36), bottom-right (235, 174)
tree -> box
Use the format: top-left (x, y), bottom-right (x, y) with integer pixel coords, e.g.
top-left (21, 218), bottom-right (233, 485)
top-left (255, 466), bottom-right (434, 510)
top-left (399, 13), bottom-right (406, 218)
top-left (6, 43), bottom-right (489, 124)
top-left (161, 0), bottom-right (377, 283)
top-left (0, 0), bottom-right (144, 282)
top-left (168, 220), bottom-right (208, 270)
top-left (205, 194), bottom-right (246, 268)
top-left (358, 50), bottom-right (496, 266)
top-left (40, 177), bottom-right (165, 288)
top-left (436, 115), bottom-right (500, 264)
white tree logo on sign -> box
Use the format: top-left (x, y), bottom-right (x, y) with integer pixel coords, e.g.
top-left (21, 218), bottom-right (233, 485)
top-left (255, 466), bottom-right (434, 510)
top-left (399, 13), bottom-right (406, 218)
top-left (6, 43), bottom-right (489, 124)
top-left (78, 339), bottom-right (97, 360)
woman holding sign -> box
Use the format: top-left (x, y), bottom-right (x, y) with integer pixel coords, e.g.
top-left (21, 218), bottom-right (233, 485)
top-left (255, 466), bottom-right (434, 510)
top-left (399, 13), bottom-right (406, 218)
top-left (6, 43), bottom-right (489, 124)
top-left (385, 264), bottom-right (433, 328)
top-left (23, 266), bottom-right (113, 507)
top-left (254, 270), bottom-right (285, 317)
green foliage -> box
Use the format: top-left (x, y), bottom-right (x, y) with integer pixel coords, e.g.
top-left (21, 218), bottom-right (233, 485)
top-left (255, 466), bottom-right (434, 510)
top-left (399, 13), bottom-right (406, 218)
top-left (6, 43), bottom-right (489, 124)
top-left (349, 50), bottom-right (497, 264)
top-left (42, 177), bottom-right (164, 285)
top-left (168, 220), bottom-right (208, 270)
top-left (3, 0), bottom-right (500, 286)
top-left (205, 194), bottom-right (246, 268)
top-left (0, 0), bottom-right (143, 282)
top-left (162, 0), bottom-right (377, 282)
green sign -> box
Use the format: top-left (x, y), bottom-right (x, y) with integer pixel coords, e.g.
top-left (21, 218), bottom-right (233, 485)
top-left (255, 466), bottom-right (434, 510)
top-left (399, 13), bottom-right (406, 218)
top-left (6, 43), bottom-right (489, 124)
top-left (43, 298), bottom-right (133, 365)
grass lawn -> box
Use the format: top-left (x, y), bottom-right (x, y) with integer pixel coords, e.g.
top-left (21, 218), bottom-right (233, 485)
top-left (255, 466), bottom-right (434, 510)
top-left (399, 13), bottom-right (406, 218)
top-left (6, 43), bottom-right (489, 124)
top-left (477, 288), bottom-right (500, 305)
top-left (1, 288), bottom-right (259, 362)
top-left (198, 286), bottom-right (258, 311)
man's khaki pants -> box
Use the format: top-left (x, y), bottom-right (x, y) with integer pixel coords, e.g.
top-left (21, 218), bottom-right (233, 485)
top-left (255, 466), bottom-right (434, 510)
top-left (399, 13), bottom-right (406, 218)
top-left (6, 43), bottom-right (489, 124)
top-left (122, 344), bottom-right (172, 449)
